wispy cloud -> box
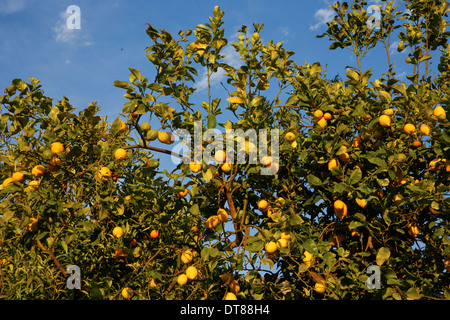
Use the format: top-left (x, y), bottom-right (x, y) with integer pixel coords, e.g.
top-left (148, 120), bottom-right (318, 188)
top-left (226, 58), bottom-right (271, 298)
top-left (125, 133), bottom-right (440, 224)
top-left (196, 41), bottom-right (242, 91)
top-left (0, 0), bottom-right (29, 14)
top-left (309, 7), bottom-right (335, 31)
top-left (53, 9), bottom-right (93, 46)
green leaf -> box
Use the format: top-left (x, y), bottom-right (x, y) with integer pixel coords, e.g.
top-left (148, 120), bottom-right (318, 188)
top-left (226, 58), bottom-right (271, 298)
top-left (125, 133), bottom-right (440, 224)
top-left (406, 287), bottom-right (422, 300)
top-left (203, 168), bottom-right (213, 181)
top-left (346, 68), bottom-right (360, 81)
top-left (250, 96), bottom-right (264, 107)
top-left (303, 238), bottom-right (319, 255)
top-left (307, 174), bottom-right (322, 186)
top-left (129, 68), bottom-right (141, 83)
top-left (289, 214), bottom-right (303, 226)
top-left (207, 114), bottom-right (217, 129)
top-left (376, 247), bottom-right (390, 266)
top-left (113, 80), bottom-right (134, 91)
top-left (347, 168), bottom-right (362, 185)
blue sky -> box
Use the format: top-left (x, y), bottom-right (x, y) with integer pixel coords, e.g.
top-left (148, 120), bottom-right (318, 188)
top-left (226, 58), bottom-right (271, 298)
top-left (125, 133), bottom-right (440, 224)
top-left (0, 0), bottom-right (410, 122)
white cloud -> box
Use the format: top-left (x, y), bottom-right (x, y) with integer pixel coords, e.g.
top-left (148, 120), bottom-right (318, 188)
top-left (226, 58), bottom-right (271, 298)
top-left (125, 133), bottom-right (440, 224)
top-left (0, 0), bottom-right (29, 14)
top-left (310, 7), bottom-right (335, 31)
top-left (196, 43), bottom-right (242, 91)
top-left (53, 9), bottom-right (92, 46)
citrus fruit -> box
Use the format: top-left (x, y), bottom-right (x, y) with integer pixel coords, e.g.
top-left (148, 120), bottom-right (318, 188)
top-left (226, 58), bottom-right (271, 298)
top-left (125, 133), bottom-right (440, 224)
top-left (11, 172), bottom-right (24, 182)
top-left (32, 165), bottom-right (46, 178)
top-left (189, 162), bottom-right (202, 173)
top-left (181, 250), bottom-right (193, 264)
top-left (257, 199), bottom-right (269, 212)
top-left (333, 200), bottom-right (348, 219)
top-left (51, 142), bottom-right (65, 154)
top-left (420, 124), bottom-right (430, 136)
top-left (114, 148), bottom-right (127, 161)
top-left (121, 287), bottom-right (133, 299)
top-left (214, 150), bottom-right (227, 163)
top-left (403, 123), bottom-right (415, 135)
top-left (314, 282), bottom-right (326, 294)
top-left (186, 266), bottom-right (198, 280)
top-left (97, 166), bottom-right (111, 181)
top-left (265, 241), bottom-right (277, 253)
top-left (314, 109), bottom-right (323, 119)
top-left (285, 132), bottom-right (296, 142)
top-left (217, 209), bottom-right (229, 222)
top-left (177, 274), bottom-right (188, 285)
top-left (378, 115), bottom-right (391, 127)
top-left (224, 292), bottom-right (237, 300)
top-left (112, 226), bottom-right (124, 238)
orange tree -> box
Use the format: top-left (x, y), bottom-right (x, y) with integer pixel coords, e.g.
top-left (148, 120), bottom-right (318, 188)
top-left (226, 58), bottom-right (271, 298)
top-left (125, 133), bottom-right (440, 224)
top-left (0, 1), bottom-right (449, 300)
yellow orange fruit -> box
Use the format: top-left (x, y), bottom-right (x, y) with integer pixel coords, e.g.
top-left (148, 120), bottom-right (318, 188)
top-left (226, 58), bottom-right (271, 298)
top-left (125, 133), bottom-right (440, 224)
top-left (11, 172), bottom-right (24, 182)
top-left (433, 105), bottom-right (446, 120)
top-left (214, 150), bottom-right (227, 163)
top-left (150, 229), bottom-right (159, 239)
top-left (303, 251), bottom-right (314, 266)
top-left (285, 132), bottom-right (296, 142)
top-left (189, 162), bottom-right (202, 173)
top-left (314, 109), bottom-right (323, 119)
top-left (51, 142), bottom-right (65, 154)
top-left (186, 266), bottom-right (198, 280)
top-left (114, 148), bottom-right (127, 161)
top-left (177, 274), bottom-right (188, 285)
top-left (217, 209), bottom-right (229, 222)
top-left (261, 155), bottom-right (273, 166)
top-left (48, 157), bottom-right (62, 172)
top-left (314, 282), bottom-right (326, 294)
top-left (413, 140), bottom-right (422, 147)
top-left (339, 152), bottom-right (350, 162)
top-left (257, 199), bottom-right (269, 212)
top-left (379, 115), bottom-right (391, 127)
top-left (403, 123), bottom-right (415, 135)
top-left (157, 131), bottom-right (174, 144)
top-left (323, 112), bottom-right (332, 120)
top-left (276, 238), bottom-right (288, 249)
top-left (32, 165), bottom-right (46, 178)
top-left (221, 163), bottom-right (232, 173)
top-left (328, 157), bottom-right (339, 171)
top-left (420, 124), bottom-right (430, 136)
top-left (112, 226), bottom-right (124, 238)
top-left (176, 188), bottom-right (189, 198)
top-left (334, 200), bottom-right (348, 219)
top-left (356, 198), bottom-right (367, 208)
top-left (205, 215), bottom-right (220, 229)
top-left (28, 180), bottom-right (40, 192)
top-left (265, 241), bottom-right (277, 253)
top-left (121, 287), bottom-right (133, 299)
top-left (118, 120), bottom-right (127, 134)
top-left (408, 225), bottom-right (420, 238)
top-left (224, 292), bottom-right (237, 300)
top-left (280, 231), bottom-right (291, 240)
top-left (181, 250), bottom-right (194, 264)
top-left (318, 117), bottom-right (327, 129)
top-left (97, 166), bottom-right (111, 181)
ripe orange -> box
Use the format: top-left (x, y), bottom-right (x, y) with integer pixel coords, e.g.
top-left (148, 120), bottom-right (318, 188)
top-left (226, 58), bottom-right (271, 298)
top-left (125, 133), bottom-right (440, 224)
top-left (51, 142), bottom-right (65, 154)
top-left (214, 150), bottom-right (227, 163)
top-left (189, 162), bottom-right (202, 173)
top-left (420, 124), bottom-right (430, 136)
top-left (11, 172), bottom-right (24, 182)
top-left (323, 112), bottom-right (332, 120)
top-left (177, 274), bottom-right (188, 285)
top-left (318, 117), bottom-right (327, 129)
top-left (32, 165), bottom-right (46, 178)
top-left (118, 120), bottom-right (127, 134)
top-left (314, 282), bottom-right (326, 294)
top-left (257, 199), bottom-right (269, 212)
top-left (176, 188), bottom-right (189, 198)
top-left (186, 266), bottom-right (198, 280)
top-left (150, 229), bottom-right (159, 239)
top-left (303, 251), bottom-right (314, 266)
top-left (115, 249), bottom-right (128, 260)
top-left (48, 157), bottom-right (62, 172)
top-left (121, 287), bottom-right (133, 299)
top-left (28, 180), bottom-right (40, 192)
top-left (114, 148), bottom-right (127, 161)
top-left (356, 198), bottom-right (367, 208)
top-left (276, 238), bottom-right (288, 249)
top-left (378, 115), bottom-right (391, 127)
top-left (265, 241), bottom-right (277, 253)
top-left (261, 155), bottom-right (273, 166)
top-left (403, 123), bottom-right (415, 135)
top-left (333, 200), bottom-right (348, 219)
top-left (157, 131), bottom-right (174, 144)
top-left (217, 209), bottom-right (229, 222)
top-left (285, 132), bottom-right (296, 142)
top-left (97, 166), bottom-right (111, 181)
top-left (2, 178), bottom-right (14, 188)
top-left (413, 140), bottom-right (422, 147)
top-left (221, 163), bottom-right (232, 173)
top-left (224, 292), bottom-right (237, 300)
top-left (314, 109), bottom-right (323, 119)
top-left (112, 226), bottom-right (124, 238)
top-left (433, 105), bottom-right (446, 120)
top-left (181, 250), bottom-right (193, 264)
top-left (205, 215), bottom-right (220, 229)
top-left (328, 157), bottom-right (339, 171)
